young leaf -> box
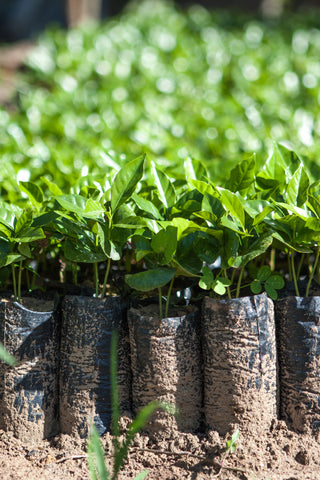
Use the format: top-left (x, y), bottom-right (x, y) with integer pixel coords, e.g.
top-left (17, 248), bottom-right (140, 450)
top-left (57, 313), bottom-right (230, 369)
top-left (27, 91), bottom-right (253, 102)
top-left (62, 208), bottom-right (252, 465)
top-left (65, 237), bottom-right (107, 263)
top-left (184, 157), bottom-right (208, 181)
top-left (0, 343), bottom-right (16, 366)
top-left (151, 161), bottom-right (176, 208)
top-left (111, 154), bottom-right (145, 214)
top-left (19, 181), bottom-right (43, 208)
top-left (264, 284), bottom-right (278, 300)
top-left (212, 277), bottom-right (231, 295)
top-left (226, 155), bottom-right (255, 196)
top-left (87, 425), bottom-right (110, 480)
top-left (265, 274), bottom-right (285, 290)
top-left (125, 268), bottom-right (176, 292)
top-left (250, 279), bottom-right (262, 294)
top-left (257, 266), bottom-right (271, 282)
top-left (151, 226), bottom-right (177, 264)
top-left (220, 189), bottom-right (245, 231)
top-left (133, 471), bottom-right (149, 480)
top-left (132, 193), bottom-right (163, 220)
top-left (199, 266), bottom-right (214, 290)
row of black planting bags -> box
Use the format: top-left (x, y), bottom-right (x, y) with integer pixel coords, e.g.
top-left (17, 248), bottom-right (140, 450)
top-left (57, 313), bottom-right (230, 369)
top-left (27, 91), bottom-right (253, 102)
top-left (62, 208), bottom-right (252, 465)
top-left (0, 292), bottom-right (318, 443)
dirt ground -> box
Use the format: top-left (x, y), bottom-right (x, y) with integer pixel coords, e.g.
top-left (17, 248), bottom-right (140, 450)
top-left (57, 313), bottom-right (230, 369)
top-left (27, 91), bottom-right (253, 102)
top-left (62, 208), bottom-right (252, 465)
top-left (1, 417), bottom-right (320, 480)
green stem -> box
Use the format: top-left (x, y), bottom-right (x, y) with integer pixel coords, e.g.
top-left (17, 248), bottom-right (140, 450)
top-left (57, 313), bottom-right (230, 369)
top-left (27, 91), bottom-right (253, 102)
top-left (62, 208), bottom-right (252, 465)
top-left (101, 257), bottom-right (111, 298)
top-left (290, 250), bottom-right (300, 297)
top-left (223, 269), bottom-right (232, 300)
top-left (11, 263), bottom-right (17, 301)
top-left (306, 247), bottom-right (320, 297)
top-left (31, 252), bottom-right (39, 290)
top-left (296, 253), bottom-right (305, 280)
top-left (72, 262), bottom-right (78, 286)
top-left (236, 266), bottom-right (245, 299)
top-left (94, 262), bottom-right (99, 297)
top-left (288, 253), bottom-right (293, 281)
top-left (158, 287), bottom-right (163, 319)
top-left (270, 248), bottom-right (276, 272)
top-left (165, 275), bottom-right (175, 318)
top-left (18, 261), bottom-right (23, 303)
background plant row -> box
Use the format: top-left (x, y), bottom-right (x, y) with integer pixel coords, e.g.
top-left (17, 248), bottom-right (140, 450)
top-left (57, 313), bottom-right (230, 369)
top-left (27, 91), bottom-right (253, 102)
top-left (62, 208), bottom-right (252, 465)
top-left (1, 144), bottom-right (320, 307)
top-left (2, 0), bottom-right (320, 198)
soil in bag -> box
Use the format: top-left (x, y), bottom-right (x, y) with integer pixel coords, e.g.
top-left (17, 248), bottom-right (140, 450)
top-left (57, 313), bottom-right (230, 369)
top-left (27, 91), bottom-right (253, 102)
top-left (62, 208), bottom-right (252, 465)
top-left (0, 298), bottom-right (59, 443)
top-left (202, 293), bottom-right (278, 436)
top-left (59, 295), bottom-right (130, 438)
top-left (275, 296), bottom-right (320, 435)
top-left (128, 305), bottom-right (202, 438)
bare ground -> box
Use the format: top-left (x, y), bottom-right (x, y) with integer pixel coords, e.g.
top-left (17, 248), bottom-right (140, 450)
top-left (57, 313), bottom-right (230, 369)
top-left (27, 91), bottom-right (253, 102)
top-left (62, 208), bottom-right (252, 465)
top-left (1, 417), bottom-right (320, 480)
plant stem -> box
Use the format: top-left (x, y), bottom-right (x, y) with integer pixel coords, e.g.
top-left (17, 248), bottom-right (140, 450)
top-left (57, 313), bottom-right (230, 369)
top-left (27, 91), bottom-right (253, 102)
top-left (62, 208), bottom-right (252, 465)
top-left (31, 252), bottom-right (40, 290)
top-left (288, 253), bottom-right (292, 281)
top-left (158, 287), bottom-right (163, 319)
top-left (94, 262), bottom-right (99, 297)
top-left (290, 250), bottom-right (300, 297)
top-left (296, 253), bottom-right (305, 280)
top-left (165, 275), bottom-right (175, 318)
top-left (306, 247), bottom-right (320, 297)
top-left (101, 257), bottom-right (111, 298)
top-left (270, 247), bottom-right (276, 271)
top-left (18, 261), bottom-right (23, 303)
top-left (235, 266), bottom-right (245, 298)
top-left (72, 262), bottom-right (78, 286)
top-left (11, 263), bottom-right (17, 301)
top-left (223, 269), bottom-right (232, 299)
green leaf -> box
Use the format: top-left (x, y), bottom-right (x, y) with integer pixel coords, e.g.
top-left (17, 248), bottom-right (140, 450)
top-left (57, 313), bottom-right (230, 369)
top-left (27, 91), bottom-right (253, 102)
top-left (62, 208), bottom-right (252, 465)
top-left (151, 161), bottom-right (176, 208)
top-left (250, 279), bottom-right (262, 294)
top-left (220, 189), bottom-right (245, 231)
top-left (212, 277), bottom-right (231, 295)
top-left (111, 154), bottom-right (145, 214)
top-left (233, 234), bottom-right (273, 268)
top-left (199, 266), bottom-right (213, 290)
top-left (264, 284), bottom-right (278, 300)
top-left (125, 268), bottom-right (176, 292)
top-left (132, 235), bottom-right (152, 262)
top-left (132, 193), bottom-right (163, 220)
top-left (286, 164), bottom-right (310, 208)
top-left (41, 176), bottom-right (63, 196)
top-left (19, 181), bottom-right (43, 208)
top-left (184, 157), bottom-right (208, 181)
top-left (0, 254), bottom-right (24, 267)
top-left (55, 194), bottom-right (88, 216)
top-left (257, 266), bottom-right (271, 282)
top-left (87, 425), bottom-right (110, 480)
top-left (151, 226), bottom-right (177, 264)
top-left (188, 178), bottom-right (217, 198)
top-left (0, 202), bottom-right (21, 230)
top-left (0, 343), bottom-right (16, 366)
top-left (226, 155), bottom-right (255, 195)
top-left (202, 193), bottom-right (224, 221)
top-left (15, 227), bottom-right (45, 243)
top-left (175, 232), bottom-right (205, 275)
top-left (18, 243), bottom-right (31, 258)
top-left (265, 274), bottom-right (285, 290)
top-left (133, 471), bottom-right (149, 480)
top-left (65, 237), bottom-right (107, 263)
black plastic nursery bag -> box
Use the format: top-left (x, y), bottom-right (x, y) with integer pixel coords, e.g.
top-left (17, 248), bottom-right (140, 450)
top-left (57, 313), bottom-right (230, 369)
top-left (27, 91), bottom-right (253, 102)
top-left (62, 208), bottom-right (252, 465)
top-left (202, 293), bottom-right (278, 436)
top-left (0, 299), bottom-right (59, 442)
top-left (276, 296), bottom-right (320, 434)
top-left (59, 295), bottom-right (130, 438)
top-left (128, 306), bottom-right (202, 438)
